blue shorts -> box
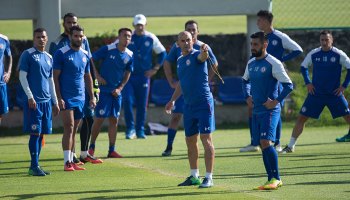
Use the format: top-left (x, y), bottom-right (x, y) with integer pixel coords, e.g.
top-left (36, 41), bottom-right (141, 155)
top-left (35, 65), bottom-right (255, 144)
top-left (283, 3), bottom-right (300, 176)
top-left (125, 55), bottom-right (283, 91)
top-left (95, 92), bottom-right (122, 118)
top-left (23, 101), bottom-right (52, 134)
top-left (173, 95), bottom-right (184, 114)
top-left (300, 94), bottom-right (349, 119)
top-left (64, 99), bottom-right (84, 120)
top-left (251, 109), bottom-right (280, 146)
top-left (183, 98), bottom-right (215, 137)
top-left (0, 84), bottom-right (9, 115)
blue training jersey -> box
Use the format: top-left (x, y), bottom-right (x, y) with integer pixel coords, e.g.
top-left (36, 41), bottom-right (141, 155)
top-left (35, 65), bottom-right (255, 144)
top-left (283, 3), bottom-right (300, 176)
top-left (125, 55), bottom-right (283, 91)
top-left (266, 29), bottom-right (302, 61)
top-left (92, 43), bottom-right (134, 93)
top-left (0, 34), bottom-right (11, 85)
top-left (49, 33), bottom-right (91, 58)
top-left (242, 54), bottom-right (292, 113)
top-left (301, 46), bottom-right (350, 96)
top-left (167, 40), bottom-right (218, 67)
top-left (128, 31), bottom-right (165, 74)
top-left (177, 49), bottom-right (212, 105)
top-left (53, 46), bottom-right (90, 104)
top-left (19, 48), bottom-right (52, 103)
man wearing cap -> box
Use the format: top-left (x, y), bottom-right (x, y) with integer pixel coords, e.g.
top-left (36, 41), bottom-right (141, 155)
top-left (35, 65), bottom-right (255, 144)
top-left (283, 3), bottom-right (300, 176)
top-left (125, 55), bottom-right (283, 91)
top-left (122, 14), bottom-right (166, 139)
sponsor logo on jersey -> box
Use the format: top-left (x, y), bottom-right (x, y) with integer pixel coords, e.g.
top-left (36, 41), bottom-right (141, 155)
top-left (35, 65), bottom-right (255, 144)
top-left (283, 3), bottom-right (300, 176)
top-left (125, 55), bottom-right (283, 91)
top-left (261, 132), bottom-right (266, 136)
top-left (315, 57), bottom-right (321, 62)
top-left (68, 55), bottom-right (74, 61)
top-left (33, 54), bottom-right (40, 62)
top-left (110, 55), bottom-right (115, 59)
top-left (143, 83), bottom-right (148, 88)
top-left (204, 127), bottom-right (211, 131)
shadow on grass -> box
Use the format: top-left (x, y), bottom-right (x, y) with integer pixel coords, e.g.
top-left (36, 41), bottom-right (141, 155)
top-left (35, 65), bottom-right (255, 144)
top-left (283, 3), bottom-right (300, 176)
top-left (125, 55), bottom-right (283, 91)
top-left (292, 180), bottom-right (350, 185)
top-left (0, 187), bottom-right (240, 200)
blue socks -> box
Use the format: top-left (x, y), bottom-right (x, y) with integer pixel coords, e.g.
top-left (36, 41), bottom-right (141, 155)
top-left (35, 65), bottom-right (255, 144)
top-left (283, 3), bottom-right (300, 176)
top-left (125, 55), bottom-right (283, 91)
top-left (167, 128), bottom-right (177, 147)
top-left (262, 146), bottom-right (280, 180)
top-left (29, 134), bottom-right (39, 168)
top-left (89, 143), bottom-right (95, 150)
top-left (275, 117), bottom-right (282, 146)
top-left (249, 117), bottom-right (253, 145)
top-left (109, 145), bottom-right (115, 153)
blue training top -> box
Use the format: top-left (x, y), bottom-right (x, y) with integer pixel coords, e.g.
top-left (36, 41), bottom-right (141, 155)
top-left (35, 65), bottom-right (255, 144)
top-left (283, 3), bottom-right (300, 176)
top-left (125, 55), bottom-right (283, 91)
top-left (19, 47), bottom-right (53, 103)
top-left (177, 49), bottom-right (212, 105)
top-left (242, 54), bottom-right (293, 113)
top-left (0, 34), bottom-right (11, 85)
top-left (92, 43), bottom-right (134, 93)
top-left (53, 46), bottom-right (90, 105)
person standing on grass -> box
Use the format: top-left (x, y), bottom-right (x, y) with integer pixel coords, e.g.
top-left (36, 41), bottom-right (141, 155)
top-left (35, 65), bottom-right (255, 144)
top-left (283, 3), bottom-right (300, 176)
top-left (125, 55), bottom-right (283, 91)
top-left (161, 20), bottom-right (218, 157)
top-left (242, 31), bottom-right (293, 190)
top-left (240, 10), bottom-right (302, 153)
top-left (88, 28), bottom-right (133, 159)
top-left (281, 30), bottom-right (350, 153)
top-left (123, 14), bottom-right (166, 139)
top-left (165, 31), bottom-right (215, 188)
top-left (53, 25), bottom-right (96, 171)
top-left (49, 12), bottom-right (101, 165)
top-left (0, 32), bottom-right (12, 126)
top-left (19, 28), bottom-right (60, 176)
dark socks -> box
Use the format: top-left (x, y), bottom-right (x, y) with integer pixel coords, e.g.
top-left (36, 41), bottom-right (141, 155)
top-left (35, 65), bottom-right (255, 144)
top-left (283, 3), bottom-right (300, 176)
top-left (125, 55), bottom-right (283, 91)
top-left (167, 128), bottom-right (177, 148)
top-left (80, 116), bottom-right (94, 151)
top-left (29, 134), bottom-right (39, 168)
top-left (263, 146), bottom-right (280, 180)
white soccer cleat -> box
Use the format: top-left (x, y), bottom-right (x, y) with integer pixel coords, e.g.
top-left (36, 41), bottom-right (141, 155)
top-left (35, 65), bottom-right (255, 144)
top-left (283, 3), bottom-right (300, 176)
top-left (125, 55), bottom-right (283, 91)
top-left (239, 144), bottom-right (260, 152)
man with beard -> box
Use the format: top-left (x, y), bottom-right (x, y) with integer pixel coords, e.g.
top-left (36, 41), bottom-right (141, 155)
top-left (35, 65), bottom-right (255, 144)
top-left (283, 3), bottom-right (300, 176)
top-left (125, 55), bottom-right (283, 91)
top-left (53, 25), bottom-right (96, 171)
top-left (242, 31), bottom-right (293, 190)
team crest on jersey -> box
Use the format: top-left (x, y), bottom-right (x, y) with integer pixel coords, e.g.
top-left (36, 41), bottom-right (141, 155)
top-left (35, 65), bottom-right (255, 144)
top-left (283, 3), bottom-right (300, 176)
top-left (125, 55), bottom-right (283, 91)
top-left (145, 41), bottom-right (150, 47)
top-left (260, 67), bottom-right (266, 73)
top-left (99, 109), bottom-right (105, 115)
top-left (301, 106), bottom-right (307, 113)
top-left (124, 58), bottom-right (129, 64)
top-left (186, 59), bottom-right (191, 66)
top-left (271, 40), bottom-right (278, 46)
top-left (31, 124), bottom-right (38, 131)
top-left (0, 44), bottom-right (4, 49)
top-left (82, 57), bottom-right (87, 63)
top-left (330, 57), bottom-right (336, 62)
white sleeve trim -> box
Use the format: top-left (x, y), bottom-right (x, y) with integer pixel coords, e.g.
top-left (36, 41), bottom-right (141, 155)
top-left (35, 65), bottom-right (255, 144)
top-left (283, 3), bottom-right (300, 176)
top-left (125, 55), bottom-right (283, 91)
top-left (268, 55), bottom-right (292, 83)
top-left (48, 77), bottom-right (58, 105)
top-left (275, 30), bottom-right (303, 52)
top-left (19, 71), bottom-right (34, 100)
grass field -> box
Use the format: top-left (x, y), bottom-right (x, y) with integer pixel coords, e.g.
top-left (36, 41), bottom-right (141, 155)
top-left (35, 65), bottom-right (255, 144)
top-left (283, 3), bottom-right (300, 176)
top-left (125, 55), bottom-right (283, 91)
top-left (0, 126), bottom-right (349, 199)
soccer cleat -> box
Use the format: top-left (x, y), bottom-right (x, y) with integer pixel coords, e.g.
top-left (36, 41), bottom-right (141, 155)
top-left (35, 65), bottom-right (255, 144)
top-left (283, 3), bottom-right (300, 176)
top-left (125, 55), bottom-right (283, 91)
top-left (126, 129), bottom-right (136, 139)
top-left (178, 176), bottom-right (201, 186)
top-left (28, 166), bottom-right (46, 176)
top-left (280, 145), bottom-right (294, 154)
top-left (162, 148), bottom-right (172, 157)
top-left (239, 144), bottom-right (260, 152)
top-left (73, 156), bottom-right (84, 165)
top-left (263, 178), bottom-right (283, 190)
top-left (107, 151), bottom-right (123, 158)
top-left (80, 154), bottom-right (103, 164)
top-left (335, 134), bottom-right (350, 142)
top-left (64, 161), bottom-right (75, 171)
top-left (254, 181), bottom-right (271, 190)
top-left (71, 162), bottom-right (86, 170)
top-left (274, 144), bottom-right (283, 152)
top-left (199, 177), bottom-right (214, 188)
top-left (88, 148), bottom-right (95, 156)
top-left (136, 130), bottom-right (147, 139)
top-left (38, 166), bottom-right (51, 175)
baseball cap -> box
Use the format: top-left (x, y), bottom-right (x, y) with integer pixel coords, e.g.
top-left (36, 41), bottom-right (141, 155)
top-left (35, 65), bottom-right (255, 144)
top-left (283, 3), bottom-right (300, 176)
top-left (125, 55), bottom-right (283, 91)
top-left (133, 14), bottom-right (147, 25)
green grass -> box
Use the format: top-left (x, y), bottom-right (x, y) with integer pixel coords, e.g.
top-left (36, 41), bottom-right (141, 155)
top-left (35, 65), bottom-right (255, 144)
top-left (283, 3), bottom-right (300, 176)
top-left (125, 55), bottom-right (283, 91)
top-left (0, 126), bottom-right (349, 199)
